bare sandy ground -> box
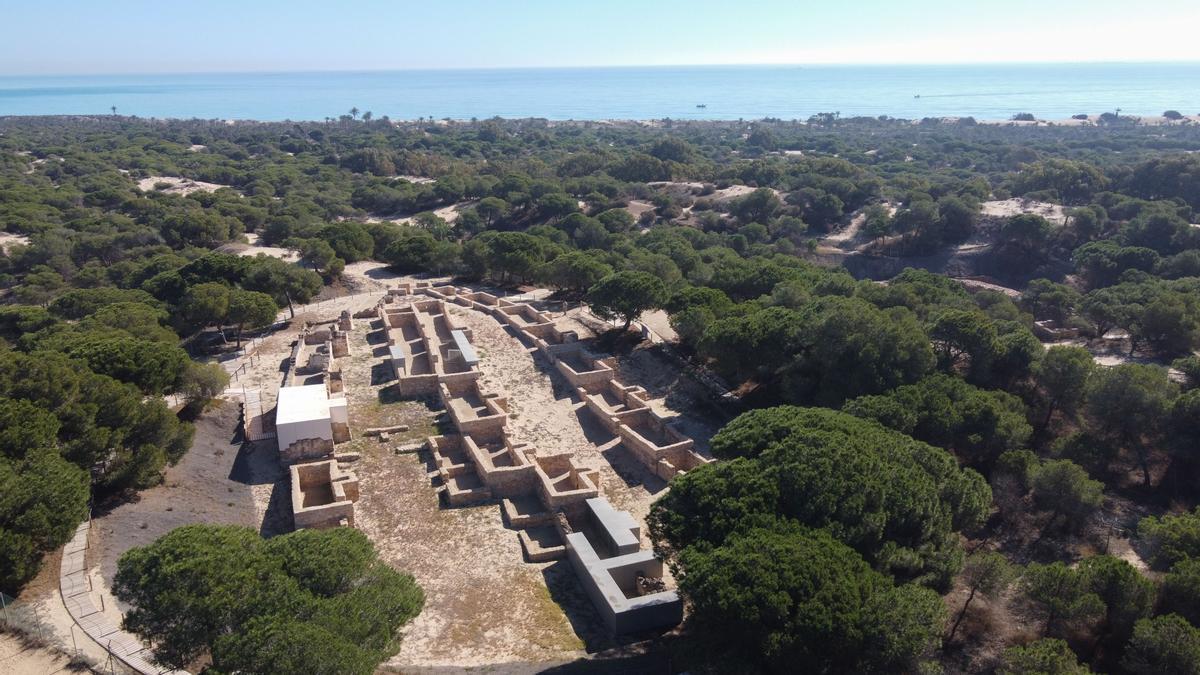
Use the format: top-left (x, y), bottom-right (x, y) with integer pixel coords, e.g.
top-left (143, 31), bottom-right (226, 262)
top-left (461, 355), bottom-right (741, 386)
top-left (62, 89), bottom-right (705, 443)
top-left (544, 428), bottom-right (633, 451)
top-left (0, 632), bottom-right (81, 675)
top-left (956, 278), bottom-right (1021, 298)
top-left (363, 201), bottom-right (476, 227)
top-left (339, 261), bottom-right (410, 294)
top-left (980, 198), bottom-right (1068, 225)
top-left (225, 232), bottom-right (298, 262)
top-left (645, 181), bottom-right (782, 203)
top-left (90, 404), bottom-right (271, 614)
top-left (135, 176), bottom-right (235, 195)
top-left (340, 311), bottom-right (594, 668)
top-left (0, 231), bottom-right (30, 252)
top-left (637, 309), bottom-right (678, 342)
top-left (823, 204), bottom-right (899, 249)
top-left (624, 200), bottom-right (656, 221)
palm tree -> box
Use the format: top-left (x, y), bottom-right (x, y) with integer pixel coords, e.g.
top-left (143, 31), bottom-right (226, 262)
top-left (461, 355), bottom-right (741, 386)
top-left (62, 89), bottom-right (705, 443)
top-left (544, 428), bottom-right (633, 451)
top-left (110, 105), bottom-right (117, 115)
top-left (349, 107), bottom-right (359, 120)
top-left (362, 111), bottom-right (372, 122)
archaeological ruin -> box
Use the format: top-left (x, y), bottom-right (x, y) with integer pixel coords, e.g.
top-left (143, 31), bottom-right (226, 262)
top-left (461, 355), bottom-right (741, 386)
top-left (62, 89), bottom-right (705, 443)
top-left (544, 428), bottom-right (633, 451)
top-left (290, 459), bottom-right (361, 529)
top-left (368, 284), bottom-right (696, 634)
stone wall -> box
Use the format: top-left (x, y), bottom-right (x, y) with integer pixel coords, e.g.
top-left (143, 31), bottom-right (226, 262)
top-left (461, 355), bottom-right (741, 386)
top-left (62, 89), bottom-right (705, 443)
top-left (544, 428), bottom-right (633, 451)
top-left (280, 436), bottom-right (334, 464)
top-left (291, 460), bottom-right (360, 529)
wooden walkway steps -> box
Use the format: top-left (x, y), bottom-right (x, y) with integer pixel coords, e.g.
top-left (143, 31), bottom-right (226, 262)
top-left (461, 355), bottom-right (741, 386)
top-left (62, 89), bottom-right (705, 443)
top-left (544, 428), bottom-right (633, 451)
top-left (58, 520), bottom-right (185, 675)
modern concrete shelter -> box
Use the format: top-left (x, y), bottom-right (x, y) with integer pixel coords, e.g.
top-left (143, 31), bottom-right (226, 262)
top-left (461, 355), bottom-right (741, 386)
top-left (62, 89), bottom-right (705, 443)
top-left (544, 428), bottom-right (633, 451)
top-left (276, 383), bottom-right (349, 463)
top-left (565, 497), bottom-right (683, 634)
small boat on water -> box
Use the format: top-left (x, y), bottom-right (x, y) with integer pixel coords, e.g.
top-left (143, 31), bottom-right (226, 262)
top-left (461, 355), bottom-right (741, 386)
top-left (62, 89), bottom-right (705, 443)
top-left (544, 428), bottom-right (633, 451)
top-left (696, 103), bottom-right (707, 108)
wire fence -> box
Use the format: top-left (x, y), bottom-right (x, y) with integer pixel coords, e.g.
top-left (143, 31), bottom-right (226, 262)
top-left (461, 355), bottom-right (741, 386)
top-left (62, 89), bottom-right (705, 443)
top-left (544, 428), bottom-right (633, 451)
top-left (0, 590), bottom-right (130, 674)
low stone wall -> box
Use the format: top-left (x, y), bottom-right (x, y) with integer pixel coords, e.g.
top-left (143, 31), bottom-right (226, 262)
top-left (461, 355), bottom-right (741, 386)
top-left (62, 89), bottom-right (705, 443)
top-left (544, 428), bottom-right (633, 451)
top-left (398, 373), bottom-right (440, 396)
top-left (554, 347), bottom-right (616, 388)
top-left (578, 380), bottom-right (651, 434)
top-left (563, 498), bottom-right (683, 635)
top-left (463, 434), bottom-right (539, 498)
top-left (439, 380), bottom-right (508, 437)
top-left (532, 454), bottom-right (601, 513)
top-left (612, 408), bottom-right (710, 481)
top-left (280, 436), bottom-right (334, 464)
top-left (291, 460), bottom-right (360, 529)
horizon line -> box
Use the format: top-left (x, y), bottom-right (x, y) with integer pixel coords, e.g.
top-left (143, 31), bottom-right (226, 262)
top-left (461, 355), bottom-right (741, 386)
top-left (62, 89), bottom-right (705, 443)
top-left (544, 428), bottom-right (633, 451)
top-left (3, 59), bottom-right (1199, 79)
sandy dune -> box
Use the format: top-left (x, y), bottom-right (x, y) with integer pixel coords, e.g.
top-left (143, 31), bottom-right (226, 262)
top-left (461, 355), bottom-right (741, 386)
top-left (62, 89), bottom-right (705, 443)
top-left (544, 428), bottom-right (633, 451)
top-left (981, 198), bottom-right (1068, 225)
top-left (136, 175), bottom-right (236, 195)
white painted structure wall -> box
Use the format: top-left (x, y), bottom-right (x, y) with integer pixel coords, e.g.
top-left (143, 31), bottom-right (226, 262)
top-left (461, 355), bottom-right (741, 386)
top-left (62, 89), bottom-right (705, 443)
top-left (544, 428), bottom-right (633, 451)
top-left (275, 384), bottom-right (337, 454)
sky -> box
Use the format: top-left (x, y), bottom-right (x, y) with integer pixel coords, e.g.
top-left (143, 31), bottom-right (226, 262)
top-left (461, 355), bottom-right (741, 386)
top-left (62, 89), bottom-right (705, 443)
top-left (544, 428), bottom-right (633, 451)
top-left (3, 0), bottom-right (1200, 75)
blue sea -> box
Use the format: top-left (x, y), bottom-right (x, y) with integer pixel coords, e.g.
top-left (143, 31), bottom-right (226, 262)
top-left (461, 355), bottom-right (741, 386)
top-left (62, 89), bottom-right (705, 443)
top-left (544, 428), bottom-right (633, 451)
top-left (0, 63), bottom-right (1197, 122)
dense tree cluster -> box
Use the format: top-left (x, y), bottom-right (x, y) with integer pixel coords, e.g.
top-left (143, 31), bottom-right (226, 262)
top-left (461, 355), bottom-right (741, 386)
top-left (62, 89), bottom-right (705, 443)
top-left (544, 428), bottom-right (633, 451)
top-left (114, 525), bottom-right (423, 674)
top-left (650, 407), bottom-right (988, 670)
top-left (4, 114), bottom-right (1200, 671)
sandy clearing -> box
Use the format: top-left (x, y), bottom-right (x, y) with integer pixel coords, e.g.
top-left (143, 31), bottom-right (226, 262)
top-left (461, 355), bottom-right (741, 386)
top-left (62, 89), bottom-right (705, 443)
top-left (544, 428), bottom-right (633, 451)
top-left (136, 176), bottom-right (236, 195)
top-left (823, 204), bottom-right (899, 248)
top-left (365, 201), bottom-right (476, 227)
top-left (223, 232), bottom-right (300, 262)
top-left (645, 182), bottom-right (781, 204)
top-left (980, 199), bottom-right (1068, 225)
top-left (637, 309), bottom-right (678, 342)
top-left (0, 231), bottom-right (30, 252)
top-left (956, 278), bottom-right (1020, 298)
top-left (394, 175), bottom-right (435, 184)
top-left (624, 200), bottom-right (656, 220)
top-left (90, 404), bottom-right (270, 615)
top-left (0, 631), bottom-right (82, 675)
top-left (340, 261), bottom-right (406, 294)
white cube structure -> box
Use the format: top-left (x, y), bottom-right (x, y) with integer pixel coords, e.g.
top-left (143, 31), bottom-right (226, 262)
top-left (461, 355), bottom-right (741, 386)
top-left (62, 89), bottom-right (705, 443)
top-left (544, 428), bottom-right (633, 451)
top-left (276, 384), bottom-right (348, 463)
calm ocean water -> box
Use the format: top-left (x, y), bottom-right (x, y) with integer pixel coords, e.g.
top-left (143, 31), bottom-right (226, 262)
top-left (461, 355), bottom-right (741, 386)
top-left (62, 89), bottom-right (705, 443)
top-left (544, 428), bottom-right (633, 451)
top-left (0, 64), bottom-right (1197, 122)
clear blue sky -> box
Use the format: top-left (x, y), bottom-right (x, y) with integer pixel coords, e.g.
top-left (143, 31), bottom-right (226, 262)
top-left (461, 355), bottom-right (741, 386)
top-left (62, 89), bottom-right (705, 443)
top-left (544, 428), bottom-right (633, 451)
top-left (5, 0), bottom-right (1199, 75)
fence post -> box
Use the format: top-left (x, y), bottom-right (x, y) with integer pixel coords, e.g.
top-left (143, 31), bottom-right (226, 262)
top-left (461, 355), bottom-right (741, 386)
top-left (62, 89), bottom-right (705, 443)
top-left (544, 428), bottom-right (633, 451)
top-left (31, 604), bottom-right (43, 640)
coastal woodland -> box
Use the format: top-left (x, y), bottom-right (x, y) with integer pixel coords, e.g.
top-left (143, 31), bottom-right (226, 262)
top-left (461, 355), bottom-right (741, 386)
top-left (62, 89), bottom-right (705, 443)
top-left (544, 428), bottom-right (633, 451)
top-left (2, 112), bottom-right (1200, 673)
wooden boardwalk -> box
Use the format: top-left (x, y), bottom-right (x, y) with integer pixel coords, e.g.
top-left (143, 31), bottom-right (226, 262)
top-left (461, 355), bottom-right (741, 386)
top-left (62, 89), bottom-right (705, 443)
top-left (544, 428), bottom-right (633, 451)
top-left (59, 520), bottom-right (185, 675)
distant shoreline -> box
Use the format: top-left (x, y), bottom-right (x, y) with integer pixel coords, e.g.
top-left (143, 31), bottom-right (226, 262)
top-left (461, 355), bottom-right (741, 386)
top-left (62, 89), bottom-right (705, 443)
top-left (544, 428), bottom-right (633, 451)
top-left (3, 113), bottom-right (1199, 127)
top-left (1, 63), bottom-right (1195, 123)
top-left (5, 60), bottom-right (1200, 79)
